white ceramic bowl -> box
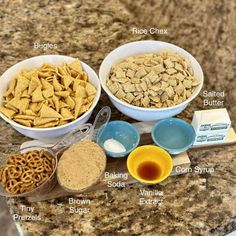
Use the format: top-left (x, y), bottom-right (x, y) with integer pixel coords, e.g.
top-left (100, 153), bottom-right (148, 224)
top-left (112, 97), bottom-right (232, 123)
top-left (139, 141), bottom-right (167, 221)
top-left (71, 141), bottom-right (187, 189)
top-left (99, 40), bottom-right (204, 121)
top-left (0, 55), bottom-right (101, 141)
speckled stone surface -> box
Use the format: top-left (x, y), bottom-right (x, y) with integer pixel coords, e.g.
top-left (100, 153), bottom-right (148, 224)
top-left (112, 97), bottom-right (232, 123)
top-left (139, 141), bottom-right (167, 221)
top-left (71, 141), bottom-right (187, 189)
top-left (0, 0), bottom-right (236, 235)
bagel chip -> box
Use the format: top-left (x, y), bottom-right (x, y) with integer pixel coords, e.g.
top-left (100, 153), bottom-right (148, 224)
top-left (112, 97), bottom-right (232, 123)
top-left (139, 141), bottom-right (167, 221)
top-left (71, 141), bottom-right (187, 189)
top-left (40, 104), bottom-right (62, 119)
top-left (0, 107), bottom-right (16, 119)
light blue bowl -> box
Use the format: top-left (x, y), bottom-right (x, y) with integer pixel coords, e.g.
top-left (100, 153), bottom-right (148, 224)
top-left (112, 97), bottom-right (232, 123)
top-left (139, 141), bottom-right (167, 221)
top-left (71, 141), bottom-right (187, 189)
top-left (96, 121), bottom-right (140, 158)
top-left (151, 118), bottom-right (196, 154)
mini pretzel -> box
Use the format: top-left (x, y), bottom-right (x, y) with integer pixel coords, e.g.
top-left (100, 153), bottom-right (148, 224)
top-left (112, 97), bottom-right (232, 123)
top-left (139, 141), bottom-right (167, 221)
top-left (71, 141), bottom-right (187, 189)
top-left (5, 179), bottom-right (21, 195)
top-left (21, 170), bottom-right (35, 183)
top-left (15, 157), bottom-right (27, 166)
top-left (33, 173), bottom-right (42, 183)
top-left (27, 159), bottom-right (43, 168)
top-left (7, 166), bottom-right (22, 179)
top-left (43, 159), bottom-right (53, 172)
top-left (34, 166), bottom-right (45, 173)
top-left (7, 154), bottom-right (19, 163)
top-left (22, 166), bottom-right (31, 172)
top-left (26, 153), bottom-right (43, 167)
top-left (7, 154), bottom-right (26, 166)
top-left (21, 180), bottom-right (34, 187)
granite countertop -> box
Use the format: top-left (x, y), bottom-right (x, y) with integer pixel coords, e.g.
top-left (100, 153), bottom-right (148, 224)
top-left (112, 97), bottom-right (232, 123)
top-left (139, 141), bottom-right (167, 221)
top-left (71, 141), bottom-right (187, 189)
top-left (0, 0), bottom-right (236, 235)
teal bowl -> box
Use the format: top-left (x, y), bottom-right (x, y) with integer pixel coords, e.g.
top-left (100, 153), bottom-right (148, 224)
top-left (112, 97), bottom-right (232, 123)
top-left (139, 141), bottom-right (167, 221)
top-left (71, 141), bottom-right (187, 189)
top-left (151, 118), bottom-right (196, 154)
top-left (96, 121), bottom-right (140, 158)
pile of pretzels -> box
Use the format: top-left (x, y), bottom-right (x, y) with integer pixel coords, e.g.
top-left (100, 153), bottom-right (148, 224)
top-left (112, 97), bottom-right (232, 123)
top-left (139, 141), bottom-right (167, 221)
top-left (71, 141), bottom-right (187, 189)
top-left (0, 150), bottom-right (55, 195)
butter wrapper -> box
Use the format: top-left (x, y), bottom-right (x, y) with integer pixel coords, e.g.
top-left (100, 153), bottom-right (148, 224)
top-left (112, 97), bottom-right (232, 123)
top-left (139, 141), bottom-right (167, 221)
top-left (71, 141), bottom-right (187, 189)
top-left (194, 132), bottom-right (227, 145)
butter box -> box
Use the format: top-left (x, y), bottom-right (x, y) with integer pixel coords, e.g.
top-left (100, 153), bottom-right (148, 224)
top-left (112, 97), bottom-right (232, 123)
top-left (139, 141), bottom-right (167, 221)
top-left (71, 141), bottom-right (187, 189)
top-left (194, 132), bottom-right (227, 145)
top-left (191, 108), bottom-right (231, 135)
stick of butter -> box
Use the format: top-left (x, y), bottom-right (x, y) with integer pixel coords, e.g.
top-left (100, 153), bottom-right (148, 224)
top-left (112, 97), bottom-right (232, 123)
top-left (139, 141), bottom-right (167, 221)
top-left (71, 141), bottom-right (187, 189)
top-left (192, 108), bottom-right (231, 145)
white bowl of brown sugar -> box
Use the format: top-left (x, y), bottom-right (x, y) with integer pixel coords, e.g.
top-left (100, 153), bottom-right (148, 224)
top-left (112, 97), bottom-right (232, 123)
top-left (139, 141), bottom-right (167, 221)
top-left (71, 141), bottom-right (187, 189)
top-left (99, 40), bottom-right (204, 121)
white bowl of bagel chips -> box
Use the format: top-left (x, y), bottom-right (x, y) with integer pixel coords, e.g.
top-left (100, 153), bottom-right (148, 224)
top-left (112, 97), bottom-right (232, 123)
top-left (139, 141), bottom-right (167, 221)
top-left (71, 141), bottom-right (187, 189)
top-left (0, 55), bottom-right (101, 141)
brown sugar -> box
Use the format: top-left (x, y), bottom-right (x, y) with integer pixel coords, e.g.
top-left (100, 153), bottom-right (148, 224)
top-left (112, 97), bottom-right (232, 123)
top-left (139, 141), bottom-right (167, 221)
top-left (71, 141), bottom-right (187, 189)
top-left (57, 140), bottom-right (106, 191)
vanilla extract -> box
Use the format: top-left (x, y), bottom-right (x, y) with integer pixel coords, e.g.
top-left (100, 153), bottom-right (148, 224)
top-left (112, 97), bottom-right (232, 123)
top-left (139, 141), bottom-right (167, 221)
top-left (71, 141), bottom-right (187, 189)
top-left (137, 161), bottom-right (162, 181)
